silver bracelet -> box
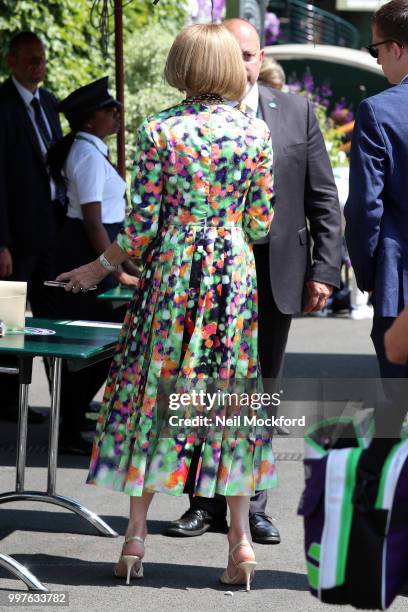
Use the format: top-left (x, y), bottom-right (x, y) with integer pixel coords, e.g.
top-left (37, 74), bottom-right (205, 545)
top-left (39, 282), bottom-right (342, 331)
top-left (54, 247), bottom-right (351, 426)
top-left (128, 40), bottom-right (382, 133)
top-left (99, 253), bottom-right (118, 272)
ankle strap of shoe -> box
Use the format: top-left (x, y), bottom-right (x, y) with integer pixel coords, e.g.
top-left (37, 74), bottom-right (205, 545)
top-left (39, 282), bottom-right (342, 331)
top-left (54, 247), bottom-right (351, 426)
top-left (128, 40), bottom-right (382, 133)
top-left (124, 536), bottom-right (145, 544)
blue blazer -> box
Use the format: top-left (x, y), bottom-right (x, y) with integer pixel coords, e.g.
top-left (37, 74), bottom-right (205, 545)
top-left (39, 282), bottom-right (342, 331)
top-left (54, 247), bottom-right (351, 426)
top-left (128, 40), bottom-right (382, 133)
top-left (344, 78), bottom-right (408, 317)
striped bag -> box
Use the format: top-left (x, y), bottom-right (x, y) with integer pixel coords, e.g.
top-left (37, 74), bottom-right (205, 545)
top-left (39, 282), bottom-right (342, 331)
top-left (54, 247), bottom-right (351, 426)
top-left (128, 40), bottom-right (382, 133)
top-left (298, 418), bottom-right (408, 609)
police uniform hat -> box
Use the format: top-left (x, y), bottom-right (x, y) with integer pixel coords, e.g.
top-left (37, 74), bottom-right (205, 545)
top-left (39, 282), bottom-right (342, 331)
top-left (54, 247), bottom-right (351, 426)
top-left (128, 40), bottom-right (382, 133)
top-left (58, 76), bottom-right (121, 128)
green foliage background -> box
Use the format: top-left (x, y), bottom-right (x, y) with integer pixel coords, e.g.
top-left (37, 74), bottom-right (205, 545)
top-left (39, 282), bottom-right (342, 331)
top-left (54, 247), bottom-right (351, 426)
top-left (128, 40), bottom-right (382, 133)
top-left (0, 0), bottom-right (189, 168)
top-left (0, 0), bottom-right (108, 98)
top-left (121, 1), bottom-right (188, 164)
top-left (123, 23), bottom-right (183, 164)
top-left (0, 0), bottom-right (188, 135)
top-left (312, 101), bottom-right (348, 168)
top-left (123, 0), bottom-right (187, 32)
top-left (0, 2), bottom-right (348, 171)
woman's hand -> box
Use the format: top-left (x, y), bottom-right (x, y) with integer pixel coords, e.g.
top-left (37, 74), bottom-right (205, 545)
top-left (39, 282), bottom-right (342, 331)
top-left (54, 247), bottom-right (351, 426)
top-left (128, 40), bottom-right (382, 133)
top-left (56, 260), bottom-right (108, 293)
top-left (122, 258), bottom-right (143, 277)
top-left (115, 269), bottom-right (140, 287)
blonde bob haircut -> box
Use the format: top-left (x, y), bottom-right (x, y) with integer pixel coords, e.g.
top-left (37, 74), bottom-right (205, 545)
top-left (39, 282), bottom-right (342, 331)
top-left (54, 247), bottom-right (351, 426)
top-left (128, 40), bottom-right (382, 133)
top-left (164, 24), bottom-right (247, 101)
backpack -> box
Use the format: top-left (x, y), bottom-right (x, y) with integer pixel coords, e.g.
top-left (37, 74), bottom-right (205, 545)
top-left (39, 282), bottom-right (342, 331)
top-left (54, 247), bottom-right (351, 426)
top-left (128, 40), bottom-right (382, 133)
top-left (298, 417), bottom-right (408, 609)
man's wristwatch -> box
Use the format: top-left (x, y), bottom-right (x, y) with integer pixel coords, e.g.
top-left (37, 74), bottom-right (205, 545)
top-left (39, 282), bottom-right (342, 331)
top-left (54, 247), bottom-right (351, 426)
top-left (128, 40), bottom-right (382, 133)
top-left (99, 253), bottom-right (118, 272)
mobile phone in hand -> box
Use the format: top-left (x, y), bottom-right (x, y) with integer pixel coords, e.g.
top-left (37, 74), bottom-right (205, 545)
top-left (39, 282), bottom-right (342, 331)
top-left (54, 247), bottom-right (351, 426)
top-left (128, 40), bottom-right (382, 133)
top-left (44, 281), bottom-right (97, 290)
top-left (44, 280), bottom-right (68, 288)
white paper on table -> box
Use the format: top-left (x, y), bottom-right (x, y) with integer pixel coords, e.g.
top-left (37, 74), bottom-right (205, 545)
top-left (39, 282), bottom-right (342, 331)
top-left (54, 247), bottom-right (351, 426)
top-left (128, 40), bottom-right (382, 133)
top-left (0, 281), bottom-right (27, 331)
top-left (65, 320), bottom-right (122, 329)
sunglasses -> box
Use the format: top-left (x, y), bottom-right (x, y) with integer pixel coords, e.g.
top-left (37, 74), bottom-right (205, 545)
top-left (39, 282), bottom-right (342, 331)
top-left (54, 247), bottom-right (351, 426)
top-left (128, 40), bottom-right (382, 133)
top-left (366, 39), bottom-right (404, 58)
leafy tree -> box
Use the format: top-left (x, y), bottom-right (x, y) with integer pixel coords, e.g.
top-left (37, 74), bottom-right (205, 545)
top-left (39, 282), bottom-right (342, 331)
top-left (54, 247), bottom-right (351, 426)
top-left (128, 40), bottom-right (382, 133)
top-left (123, 0), bottom-right (188, 33)
top-left (122, 0), bottom-right (189, 148)
top-left (123, 22), bottom-right (184, 163)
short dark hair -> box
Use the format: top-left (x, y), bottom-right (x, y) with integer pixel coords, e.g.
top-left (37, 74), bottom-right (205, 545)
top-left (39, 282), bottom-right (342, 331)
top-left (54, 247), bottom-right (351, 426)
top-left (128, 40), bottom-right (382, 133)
top-left (372, 0), bottom-right (408, 45)
top-left (8, 31), bottom-right (43, 56)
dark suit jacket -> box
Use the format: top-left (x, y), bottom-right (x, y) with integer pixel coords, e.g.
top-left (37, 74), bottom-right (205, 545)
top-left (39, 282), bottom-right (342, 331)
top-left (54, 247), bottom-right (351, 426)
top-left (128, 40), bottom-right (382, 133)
top-left (344, 79), bottom-right (408, 318)
top-left (0, 77), bottom-right (62, 255)
top-left (258, 83), bottom-right (341, 314)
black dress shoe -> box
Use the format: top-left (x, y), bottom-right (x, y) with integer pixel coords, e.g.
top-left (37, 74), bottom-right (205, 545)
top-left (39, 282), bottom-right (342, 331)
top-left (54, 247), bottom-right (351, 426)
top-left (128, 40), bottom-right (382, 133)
top-left (164, 508), bottom-right (228, 537)
top-left (59, 434), bottom-right (93, 456)
top-left (249, 513), bottom-right (281, 544)
top-left (1, 405), bottom-right (48, 424)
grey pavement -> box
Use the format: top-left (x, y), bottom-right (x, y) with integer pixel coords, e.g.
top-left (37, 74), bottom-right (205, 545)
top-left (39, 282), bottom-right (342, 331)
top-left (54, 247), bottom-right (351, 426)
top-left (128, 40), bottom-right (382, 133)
top-left (1, 314), bottom-right (407, 611)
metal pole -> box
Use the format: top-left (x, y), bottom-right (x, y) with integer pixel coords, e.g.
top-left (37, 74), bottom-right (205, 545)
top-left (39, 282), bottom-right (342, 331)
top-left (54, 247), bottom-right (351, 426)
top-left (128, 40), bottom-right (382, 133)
top-left (0, 553), bottom-right (48, 592)
top-left (16, 382), bottom-right (29, 494)
top-left (47, 357), bottom-right (62, 496)
top-left (114, 0), bottom-right (126, 178)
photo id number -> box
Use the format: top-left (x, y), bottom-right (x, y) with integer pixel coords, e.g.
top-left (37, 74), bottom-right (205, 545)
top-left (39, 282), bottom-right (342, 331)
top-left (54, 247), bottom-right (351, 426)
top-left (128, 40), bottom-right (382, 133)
top-left (0, 592), bottom-right (69, 606)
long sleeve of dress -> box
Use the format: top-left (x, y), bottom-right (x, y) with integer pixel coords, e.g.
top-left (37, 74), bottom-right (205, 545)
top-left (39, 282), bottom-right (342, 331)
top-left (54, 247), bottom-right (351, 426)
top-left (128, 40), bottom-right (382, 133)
top-left (116, 119), bottom-right (163, 258)
top-left (243, 130), bottom-right (274, 242)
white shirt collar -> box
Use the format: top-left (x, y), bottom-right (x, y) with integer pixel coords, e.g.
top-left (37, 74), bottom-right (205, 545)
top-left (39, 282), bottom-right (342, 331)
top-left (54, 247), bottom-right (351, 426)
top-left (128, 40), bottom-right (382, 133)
top-left (76, 131), bottom-right (108, 156)
top-left (226, 82), bottom-right (259, 114)
top-left (12, 75), bottom-right (40, 106)
top-left (242, 82), bottom-right (259, 115)
top-left (400, 73), bottom-right (408, 84)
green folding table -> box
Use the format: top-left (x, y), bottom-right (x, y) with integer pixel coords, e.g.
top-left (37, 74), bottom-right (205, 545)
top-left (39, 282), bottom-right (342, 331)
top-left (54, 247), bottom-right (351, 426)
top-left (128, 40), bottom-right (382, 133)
top-left (0, 318), bottom-right (122, 590)
top-left (97, 285), bottom-right (134, 305)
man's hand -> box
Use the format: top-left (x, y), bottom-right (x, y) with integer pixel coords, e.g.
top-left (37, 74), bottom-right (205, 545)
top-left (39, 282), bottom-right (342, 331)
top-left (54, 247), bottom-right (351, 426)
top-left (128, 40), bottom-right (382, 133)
top-left (0, 248), bottom-right (12, 278)
top-left (384, 306), bottom-right (408, 364)
top-left (303, 281), bottom-right (333, 313)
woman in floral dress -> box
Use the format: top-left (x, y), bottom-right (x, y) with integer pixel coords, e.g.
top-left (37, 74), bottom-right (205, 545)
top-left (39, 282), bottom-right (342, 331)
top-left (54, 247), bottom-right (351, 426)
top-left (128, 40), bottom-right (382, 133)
top-left (57, 23), bottom-right (275, 590)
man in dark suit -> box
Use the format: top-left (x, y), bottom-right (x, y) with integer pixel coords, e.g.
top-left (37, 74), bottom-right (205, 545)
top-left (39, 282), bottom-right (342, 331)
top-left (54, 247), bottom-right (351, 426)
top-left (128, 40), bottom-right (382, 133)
top-left (164, 19), bottom-right (342, 543)
top-left (345, 0), bottom-right (408, 382)
top-left (0, 31), bottom-right (64, 421)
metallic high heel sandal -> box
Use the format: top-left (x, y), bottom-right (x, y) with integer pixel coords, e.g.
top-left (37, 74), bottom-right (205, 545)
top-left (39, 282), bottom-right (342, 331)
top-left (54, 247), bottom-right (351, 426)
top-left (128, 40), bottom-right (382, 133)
top-left (114, 536), bottom-right (144, 585)
top-left (220, 540), bottom-right (257, 592)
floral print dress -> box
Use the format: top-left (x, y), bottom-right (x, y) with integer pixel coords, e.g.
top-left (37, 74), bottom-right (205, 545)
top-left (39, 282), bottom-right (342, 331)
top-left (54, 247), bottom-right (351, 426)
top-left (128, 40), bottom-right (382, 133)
top-left (87, 102), bottom-right (277, 497)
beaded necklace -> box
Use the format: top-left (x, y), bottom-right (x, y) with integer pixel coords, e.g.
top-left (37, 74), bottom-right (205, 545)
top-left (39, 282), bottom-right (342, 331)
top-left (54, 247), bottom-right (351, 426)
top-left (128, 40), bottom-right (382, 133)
top-left (183, 93), bottom-right (224, 105)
